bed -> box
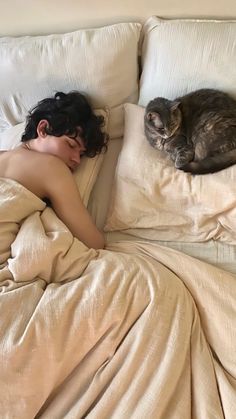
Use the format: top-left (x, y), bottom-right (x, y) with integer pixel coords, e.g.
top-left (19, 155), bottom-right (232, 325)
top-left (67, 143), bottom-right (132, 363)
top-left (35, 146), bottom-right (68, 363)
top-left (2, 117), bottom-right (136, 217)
top-left (0, 11), bottom-right (236, 419)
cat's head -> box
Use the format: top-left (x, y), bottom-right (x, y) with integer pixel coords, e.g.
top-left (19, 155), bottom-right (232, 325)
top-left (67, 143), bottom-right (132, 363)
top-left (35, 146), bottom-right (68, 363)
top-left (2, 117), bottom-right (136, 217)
top-left (145, 97), bottom-right (181, 139)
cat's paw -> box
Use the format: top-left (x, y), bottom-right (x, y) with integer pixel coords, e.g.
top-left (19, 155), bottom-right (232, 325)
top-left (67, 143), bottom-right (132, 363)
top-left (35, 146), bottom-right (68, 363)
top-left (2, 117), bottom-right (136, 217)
top-left (175, 151), bottom-right (194, 169)
top-left (175, 156), bottom-right (190, 169)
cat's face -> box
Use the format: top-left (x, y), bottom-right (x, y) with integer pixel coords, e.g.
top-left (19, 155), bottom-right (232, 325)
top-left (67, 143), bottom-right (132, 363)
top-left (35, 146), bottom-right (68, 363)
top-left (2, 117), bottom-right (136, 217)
top-left (145, 98), bottom-right (181, 139)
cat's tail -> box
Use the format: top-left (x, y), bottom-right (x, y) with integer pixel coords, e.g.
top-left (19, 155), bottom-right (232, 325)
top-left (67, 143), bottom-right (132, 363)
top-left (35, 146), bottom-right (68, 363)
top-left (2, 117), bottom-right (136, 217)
top-left (181, 149), bottom-right (236, 174)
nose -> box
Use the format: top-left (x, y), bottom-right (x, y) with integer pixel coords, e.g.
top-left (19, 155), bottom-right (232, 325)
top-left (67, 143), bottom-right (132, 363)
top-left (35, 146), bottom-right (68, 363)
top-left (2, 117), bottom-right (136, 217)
top-left (70, 149), bottom-right (81, 168)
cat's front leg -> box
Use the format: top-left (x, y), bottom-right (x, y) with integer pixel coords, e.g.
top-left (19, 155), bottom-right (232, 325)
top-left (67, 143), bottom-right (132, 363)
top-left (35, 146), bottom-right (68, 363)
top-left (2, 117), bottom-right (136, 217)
top-left (170, 140), bottom-right (194, 169)
top-left (175, 148), bottom-right (194, 169)
top-left (165, 135), bottom-right (194, 168)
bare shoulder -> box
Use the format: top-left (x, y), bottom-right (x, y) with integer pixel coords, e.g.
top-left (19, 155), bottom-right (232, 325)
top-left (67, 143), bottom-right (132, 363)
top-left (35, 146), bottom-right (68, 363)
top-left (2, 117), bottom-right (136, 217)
top-left (0, 148), bottom-right (73, 199)
top-left (27, 151), bottom-right (69, 175)
top-left (23, 149), bottom-right (65, 168)
top-left (36, 153), bottom-right (76, 191)
top-left (22, 151), bottom-right (74, 198)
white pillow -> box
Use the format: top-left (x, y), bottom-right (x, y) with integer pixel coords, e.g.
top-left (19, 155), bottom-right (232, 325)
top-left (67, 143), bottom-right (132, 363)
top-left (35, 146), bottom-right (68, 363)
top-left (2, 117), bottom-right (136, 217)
top-left (0, 109), bottom-right (109, 207)
top-left (0, 22), bottom-right (141, 138)
top-left (104, 103), bottom-right (236, 244)
top-left (139, 16), bottom-right (236, 105)
top-left (0, 122), bottom-right (26, 149)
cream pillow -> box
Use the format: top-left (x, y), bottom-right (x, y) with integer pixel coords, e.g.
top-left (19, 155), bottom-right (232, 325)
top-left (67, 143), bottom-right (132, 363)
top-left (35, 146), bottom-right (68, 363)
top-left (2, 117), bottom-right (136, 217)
top-left (88, 138), bottom-right (122, 230)
top-left (0, 109), bottom-right (109, 207)
top-left (139, 16), bottom-right (236, 105)
top-left (0, 22), bottom-right (141, 138)
top-left (104, 104), bottom-right (236, 244)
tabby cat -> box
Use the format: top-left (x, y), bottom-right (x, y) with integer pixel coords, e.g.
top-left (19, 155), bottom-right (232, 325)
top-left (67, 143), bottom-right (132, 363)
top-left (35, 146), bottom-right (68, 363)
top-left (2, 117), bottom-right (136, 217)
top-left (144, 88), bottom-right (236, 174)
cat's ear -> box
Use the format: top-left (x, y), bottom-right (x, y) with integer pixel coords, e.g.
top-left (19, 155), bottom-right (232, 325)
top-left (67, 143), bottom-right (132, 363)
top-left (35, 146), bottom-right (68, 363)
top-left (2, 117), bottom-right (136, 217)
top-left (146, 112), bottom-right (163, 127)
top-left (170, 101), bottom-right (181, 111)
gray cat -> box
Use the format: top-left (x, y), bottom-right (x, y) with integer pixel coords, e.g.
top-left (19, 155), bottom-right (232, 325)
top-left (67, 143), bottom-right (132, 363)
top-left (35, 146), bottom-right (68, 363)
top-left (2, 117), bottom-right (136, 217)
top-left (144, 88), bottom-right (236, 174)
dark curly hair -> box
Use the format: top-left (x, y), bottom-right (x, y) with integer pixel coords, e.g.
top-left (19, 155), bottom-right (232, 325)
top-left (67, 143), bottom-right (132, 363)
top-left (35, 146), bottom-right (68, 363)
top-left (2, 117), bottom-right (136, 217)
top-left (21, 91), bottom-right (108, 157)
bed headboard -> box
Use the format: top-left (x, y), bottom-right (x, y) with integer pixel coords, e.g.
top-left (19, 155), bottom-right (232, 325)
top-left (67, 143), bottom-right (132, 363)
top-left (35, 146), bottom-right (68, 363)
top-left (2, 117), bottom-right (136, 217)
top-left (1, 0), bottom-right (236, 36)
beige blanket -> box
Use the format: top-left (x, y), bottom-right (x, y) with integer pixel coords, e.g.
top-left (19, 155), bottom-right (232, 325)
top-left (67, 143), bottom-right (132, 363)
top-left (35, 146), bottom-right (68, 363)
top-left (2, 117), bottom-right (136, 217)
top-left (0, 178), bottom-right (236, 419)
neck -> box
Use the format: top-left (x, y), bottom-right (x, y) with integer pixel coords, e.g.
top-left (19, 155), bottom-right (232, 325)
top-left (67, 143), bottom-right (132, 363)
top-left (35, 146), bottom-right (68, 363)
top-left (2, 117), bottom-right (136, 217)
top-left (22, 141), bottom-right (32, 150)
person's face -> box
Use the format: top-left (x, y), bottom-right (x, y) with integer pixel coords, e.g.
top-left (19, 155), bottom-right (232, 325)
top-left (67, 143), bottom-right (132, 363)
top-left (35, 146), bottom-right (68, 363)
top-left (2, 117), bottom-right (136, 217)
top-left (37, 120), bottom-right (86, 171)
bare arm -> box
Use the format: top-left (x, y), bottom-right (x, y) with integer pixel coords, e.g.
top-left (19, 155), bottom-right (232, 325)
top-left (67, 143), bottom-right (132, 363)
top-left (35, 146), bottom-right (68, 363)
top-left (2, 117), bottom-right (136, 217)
top-left (42, 157), bottom-right (105, 249)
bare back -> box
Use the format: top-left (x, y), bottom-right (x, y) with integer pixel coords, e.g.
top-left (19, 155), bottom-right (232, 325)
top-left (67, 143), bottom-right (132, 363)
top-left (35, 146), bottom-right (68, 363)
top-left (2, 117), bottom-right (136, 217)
top-left (0, 147), bottom-right (51, 198)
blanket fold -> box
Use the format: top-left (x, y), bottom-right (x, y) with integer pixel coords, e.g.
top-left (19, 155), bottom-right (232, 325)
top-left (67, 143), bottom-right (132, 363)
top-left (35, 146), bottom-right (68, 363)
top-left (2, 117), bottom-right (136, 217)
top-left (0, 177), bottom-right (97, 286)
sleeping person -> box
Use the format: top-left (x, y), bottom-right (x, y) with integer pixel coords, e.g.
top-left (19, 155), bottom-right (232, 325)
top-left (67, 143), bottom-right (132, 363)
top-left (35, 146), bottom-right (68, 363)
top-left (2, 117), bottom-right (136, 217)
top-left (0, 91), bottom-right (108, 249)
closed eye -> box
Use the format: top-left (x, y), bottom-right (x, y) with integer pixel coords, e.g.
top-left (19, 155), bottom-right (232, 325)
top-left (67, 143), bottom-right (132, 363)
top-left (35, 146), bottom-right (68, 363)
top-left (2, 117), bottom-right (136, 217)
top-left (66, 134), bottom-right (87, 154)
top-left (66, 137), bottom-right (77, 148)
top-left (68, 142), bottom-right (76, 149)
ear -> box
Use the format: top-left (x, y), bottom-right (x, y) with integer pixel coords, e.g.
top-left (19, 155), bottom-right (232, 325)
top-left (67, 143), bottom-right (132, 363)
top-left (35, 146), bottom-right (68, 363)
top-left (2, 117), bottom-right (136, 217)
top-left (147, 112), bottom-right (163, 128)
top-left (37, 120), bottom-right (49, 138)
top-left (170, 101), bottom-right (180, 111)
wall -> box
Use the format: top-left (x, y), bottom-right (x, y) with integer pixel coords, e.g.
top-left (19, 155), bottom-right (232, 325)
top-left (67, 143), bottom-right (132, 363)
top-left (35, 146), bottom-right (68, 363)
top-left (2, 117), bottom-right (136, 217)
top-left (1, 0), bottom-right (236, 36)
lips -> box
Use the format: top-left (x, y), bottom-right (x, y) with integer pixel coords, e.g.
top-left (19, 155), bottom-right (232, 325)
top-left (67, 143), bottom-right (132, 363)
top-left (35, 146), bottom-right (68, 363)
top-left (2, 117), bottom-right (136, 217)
top-left (68, 163), bottom-right (77, 172)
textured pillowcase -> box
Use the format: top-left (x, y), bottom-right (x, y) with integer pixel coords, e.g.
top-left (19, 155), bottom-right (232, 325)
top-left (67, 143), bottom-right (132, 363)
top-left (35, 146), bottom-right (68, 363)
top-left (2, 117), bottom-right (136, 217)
top-left (139, 16), bottom-right (236, 106)
top-left (0, 22), bottom-right (141, 138)
top-left (104, 104), bottom-right (236, 244)
top-left (0, 109), bottom-right (109, 207)
top-left (88, 138), bottom-right (122, 230)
